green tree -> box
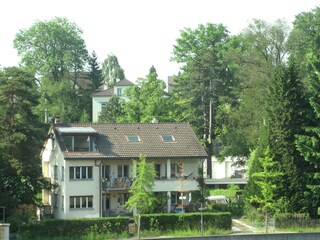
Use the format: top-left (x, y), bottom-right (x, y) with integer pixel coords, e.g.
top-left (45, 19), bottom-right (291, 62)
top-left (102, 53), bottom-right (125, 88)
top-left (122, 66), bottom-right (170, 123)
top-left (14, 17), bottom-right (88, 82)
top-left (88, 51), bottom-right (103, 90)
top-left (0, 67), bottom-right (46, 216)
top-left (124, 155), bottom-right (156, 239)
top-left (14, 17), bottom-right (90, 122)
top-left (216, 19), bottom-right (292, 160)
top-left (249, 147), bottom-right (282, 233)
top-left (98, 96), bottom-right (124, 123)
top-left (293, 7), bottom-right (320, 216)
top-left (266, 63), bottom-right (313, 214)
top-left (171, 23), bottom-right (240, 174)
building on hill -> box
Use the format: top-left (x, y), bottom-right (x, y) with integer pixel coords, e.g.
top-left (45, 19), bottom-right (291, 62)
top-left (41, 121), bottom-right (208, 219)
top-left (91, 79), bottom-right (134, 122)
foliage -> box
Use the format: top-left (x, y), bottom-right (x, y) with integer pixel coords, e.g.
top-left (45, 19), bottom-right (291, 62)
top-left (0, 67), bottom-right (47, 218)
top-left (124, 154), bottom-right (156, 239)
top-left (293, 6), bottom-right (320, 217)
top-left (7, 204), bottom-right (37, 233)
top-left (216, 19), bottom-right (291, 160)
top-left (88, 51), bottom-right (103, 90)
top-left (102, 53), bottom-right (125, 88)
top-left (121, 66), bottom-right (170, 122)
top-left (14, 17), bottom-right (88, 81)
top-left (19, 217), bottom-right (130, 239)
top-left (139, 212), bottom-right (232, 232)
top-left (249, 147), bottom-right (283, 232)
top-left (98, 96), bottom-right (124, 123)
top-left (171, 23), bottom-right (241, 175)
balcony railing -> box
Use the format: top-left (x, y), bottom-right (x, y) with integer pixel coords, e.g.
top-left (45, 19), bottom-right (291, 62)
top-left (101, 177), bottom-right (131, 192)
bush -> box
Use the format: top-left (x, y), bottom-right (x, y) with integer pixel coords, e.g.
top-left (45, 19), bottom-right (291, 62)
top-left (7, 204), bottom-right (37, 233)
top-left (274, 213), bottom-right (310, 229)
top-left (19, 217), bottom-right (129, 239)
top-left (139, 212), bottom-right (232, 232)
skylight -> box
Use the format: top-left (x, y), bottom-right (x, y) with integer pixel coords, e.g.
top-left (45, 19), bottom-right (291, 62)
top-left (161, 135), bottom-right (175, 142)
top-left (127, 135), bottom-right (141, 142)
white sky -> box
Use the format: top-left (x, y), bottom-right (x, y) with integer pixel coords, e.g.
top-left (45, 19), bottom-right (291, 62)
top-left (1, 0), bottom-right (319, 83)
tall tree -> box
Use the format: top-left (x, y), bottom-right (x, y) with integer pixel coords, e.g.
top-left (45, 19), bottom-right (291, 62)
top-left (0, 67), bottom-right (46, 216)
top-left (14, 17), bottom-right (88, 82)
top-left (13, 17), bottom-right (89, 123)
top-left (102, 53), bottom-right (125, 88)
top-left (121, 66), bottom-right (170, 123)
top-left (171, 23), bottom-right (239, 174)
top-left (216, 19), bottom-right (291, 160)
top-left (98, 96), bottom-right (124, 123)
top-left (293, 7), bottom-right (320, 216)
top-left (124, 155), bottom-right (156, 239)
top-left (266, 63), bottom-right (313, 214)
top-left (88, 51), bottom-right (103, 90)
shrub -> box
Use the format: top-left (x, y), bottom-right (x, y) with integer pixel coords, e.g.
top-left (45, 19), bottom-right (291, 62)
top-left (140, 212), bottom-right (232, 232)
top-left (19, 217), bottom-right (129, 239)
top-left (7, 204), bottom-right (37, 233)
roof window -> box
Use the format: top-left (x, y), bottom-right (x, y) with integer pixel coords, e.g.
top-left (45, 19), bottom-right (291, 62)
top-left (161, 135), bottom-right (175, 142)
top-left (127, 135), bottom-right (141, 142)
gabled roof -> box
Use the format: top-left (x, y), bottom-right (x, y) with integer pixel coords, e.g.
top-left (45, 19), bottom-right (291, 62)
top-left (92, 87), bottom-right (114, 97)
top-left (92, 79), bottom-right (134, 97)
top-left (52, 122), bottom-right (208, 160)
top-left (114, 79), bottom-right (134, 87)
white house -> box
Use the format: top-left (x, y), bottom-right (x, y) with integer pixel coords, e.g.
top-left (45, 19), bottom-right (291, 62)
top-left (41, 122), bottom-right (208, 219)
top-left (205, 156), bottom-right (247, 189)
top-left (91, 79), bottom-right (134, 122)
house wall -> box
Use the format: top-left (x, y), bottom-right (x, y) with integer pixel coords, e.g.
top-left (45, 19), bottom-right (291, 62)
top-left (42, 134), bottom-right (204, 218)
top-left (211, 156), bottom-right (246, 179)
top-left (92, 96), bottom-right (111, 122)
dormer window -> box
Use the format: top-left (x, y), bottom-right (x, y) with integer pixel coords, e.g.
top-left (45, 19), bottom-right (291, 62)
top-left (57, 127), bottom-right (97, 152)
top-left (63, 135), bottom-right (95, 152)
top-left (161, 135), bottom-right (175, 142)
top-left (126, 135), bottom-right (141, 142)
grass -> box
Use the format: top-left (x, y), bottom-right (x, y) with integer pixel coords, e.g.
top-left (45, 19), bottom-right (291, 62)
top-left (20, 227), bottom-right (231, 240)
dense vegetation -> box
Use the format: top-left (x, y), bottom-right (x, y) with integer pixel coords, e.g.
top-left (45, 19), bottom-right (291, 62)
top-left (2, 6), bottom-right (320, 233)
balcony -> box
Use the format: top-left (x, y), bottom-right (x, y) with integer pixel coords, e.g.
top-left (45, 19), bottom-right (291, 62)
top-left (101, 177), bottom-right (131, 192)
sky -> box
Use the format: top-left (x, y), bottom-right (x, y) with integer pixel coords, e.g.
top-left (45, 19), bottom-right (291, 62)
top-left (1, 0), bottom-right (319, 83)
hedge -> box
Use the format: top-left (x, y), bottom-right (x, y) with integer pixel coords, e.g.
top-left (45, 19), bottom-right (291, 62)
top-left (139, 212), bottom-right (232, 231)
top-left (19, 217), bottom-right (129, 239)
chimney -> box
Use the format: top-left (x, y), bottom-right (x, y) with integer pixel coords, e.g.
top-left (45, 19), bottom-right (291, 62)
top-left (54, 116), bottom-right (61, 124)
top-left (151, 118), bottom-right (159, 124)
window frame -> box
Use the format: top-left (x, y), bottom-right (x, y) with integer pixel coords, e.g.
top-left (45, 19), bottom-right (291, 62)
top-left (69, 196), bottom-right (93, 209)
top-left (126, 135), bottom-right (141, 142)
top-left (161, 134), bottom-right (175, 142)
top-left (69, 166), bottom-right (93, 180)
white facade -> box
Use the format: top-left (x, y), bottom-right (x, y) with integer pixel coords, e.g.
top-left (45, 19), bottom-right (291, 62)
top-left (91, 79), bottom-right (133, 122)
top-left (41, 132), bottom-right (203, 219)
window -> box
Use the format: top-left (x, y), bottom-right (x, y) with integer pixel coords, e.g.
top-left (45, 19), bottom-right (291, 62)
top-left (102, 165), bottom-right (110, 179)
top-left (118, 165), bottom-right (129, 178)
top-left (101, 102), bottom-right (107, 113)
top-left (61, 166), bottom-right (64, 181)
top-left (117, 88), bottom-right (122, 96)
top-left (61, 195), bottom-right (64, 210)
top-left (126, 135), bottom-right (141, 142)
top-left (161, 135), bottom-right (175, 142)
top-left (69, 166), bottom-right (93, 180)
top-left (54, 165), bottom-right (58, 180)
top-left (63, 135), bottom-right (96, 152)
top-left (171, 192), bottom-right (178, 204)
top-left (171, 163), bottom-right (180, 177)
top-left (154, 164), bottom-right (161, 178)
top-left (69, 196), bottom-right (93, 209)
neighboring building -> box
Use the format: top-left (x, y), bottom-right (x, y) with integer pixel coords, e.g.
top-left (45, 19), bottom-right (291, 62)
top-left (205, 156), bottom-right (247, 189)
top-left (91, 79), bottom-right (134, 122)
top-left (41, 121), bottom-right (208, 219)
